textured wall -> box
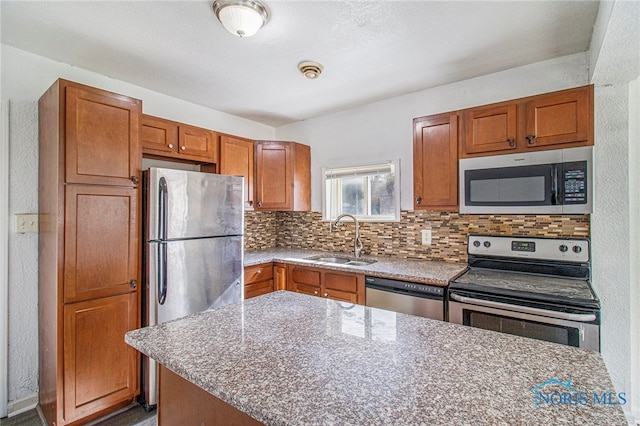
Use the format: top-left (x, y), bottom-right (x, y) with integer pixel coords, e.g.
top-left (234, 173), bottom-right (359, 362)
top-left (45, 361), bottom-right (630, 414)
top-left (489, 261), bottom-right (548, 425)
top-left (6, 102), bottom-right (39, 404)
top-left (272, 211), bottom-right (589, 263)
top-left (244, 211), bottom-right (278, 250)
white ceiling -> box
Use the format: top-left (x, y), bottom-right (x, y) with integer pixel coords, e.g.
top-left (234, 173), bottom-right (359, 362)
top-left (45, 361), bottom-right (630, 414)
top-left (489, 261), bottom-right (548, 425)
top-left (1, 1), bottom-right (599, 127)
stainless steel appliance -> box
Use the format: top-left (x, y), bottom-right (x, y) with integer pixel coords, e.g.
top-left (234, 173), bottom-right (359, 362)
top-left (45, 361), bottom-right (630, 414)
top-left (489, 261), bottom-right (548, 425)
top-left (365, 276), bottom-right (445, 320)
top-left (459, 146), bottom-right (592, 214)
top-left (449, 235), bottom-right (600, 351)
top-left (142, 168), bottom-right (244, 408)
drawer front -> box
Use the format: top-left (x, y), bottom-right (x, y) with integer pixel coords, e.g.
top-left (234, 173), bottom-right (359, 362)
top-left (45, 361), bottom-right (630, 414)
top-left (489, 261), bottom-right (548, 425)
top-left (324, 272), bottom-right (359, 293)
top-left (244, 264), bottom-right (273, 285)
top-left (244, 279), bottom-right (274, 299)
top-left (325, 289), bottom-right (358, 304)
top-left (291, 268), bottom-right (321, 286)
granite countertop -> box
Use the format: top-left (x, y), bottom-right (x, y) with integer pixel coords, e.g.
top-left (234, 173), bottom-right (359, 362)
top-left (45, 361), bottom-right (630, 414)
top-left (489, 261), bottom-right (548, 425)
top-left (244, 247), bottom-right (467, 285)
top-left (126, 291), bottom-right (627, 425)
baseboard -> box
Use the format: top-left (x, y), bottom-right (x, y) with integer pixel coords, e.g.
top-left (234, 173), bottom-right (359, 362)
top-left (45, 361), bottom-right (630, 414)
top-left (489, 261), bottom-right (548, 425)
top-left (7, 393), bottom-right (38, 417)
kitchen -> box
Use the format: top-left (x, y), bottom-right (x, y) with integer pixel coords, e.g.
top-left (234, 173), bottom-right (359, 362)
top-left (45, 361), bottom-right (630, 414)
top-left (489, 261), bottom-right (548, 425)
top-left (1, 0), bottom-right (639, 425)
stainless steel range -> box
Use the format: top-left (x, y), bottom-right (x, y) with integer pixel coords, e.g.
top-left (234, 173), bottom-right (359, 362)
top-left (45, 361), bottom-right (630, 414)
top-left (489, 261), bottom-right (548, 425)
top-left (448, 235), bottom-right (600, 351)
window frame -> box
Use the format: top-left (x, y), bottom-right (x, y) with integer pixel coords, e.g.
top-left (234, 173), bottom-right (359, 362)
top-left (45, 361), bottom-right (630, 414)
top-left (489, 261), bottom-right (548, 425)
top-left (322, 159), bottom-right (400, 222)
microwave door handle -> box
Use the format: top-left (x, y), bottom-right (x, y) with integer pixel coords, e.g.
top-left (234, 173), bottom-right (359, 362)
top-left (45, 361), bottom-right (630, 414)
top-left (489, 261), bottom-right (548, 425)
top-left (550, 165), bottom-right (557, 205)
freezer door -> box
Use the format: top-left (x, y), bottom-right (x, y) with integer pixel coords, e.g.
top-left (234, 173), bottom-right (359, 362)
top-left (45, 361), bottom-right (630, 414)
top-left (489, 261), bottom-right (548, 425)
top-left (146, 167), bottom-right (244, 240)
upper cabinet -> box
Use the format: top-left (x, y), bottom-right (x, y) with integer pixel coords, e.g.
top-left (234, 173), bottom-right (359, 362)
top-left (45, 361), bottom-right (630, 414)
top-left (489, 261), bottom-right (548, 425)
top-left (413, 112), bottom-right (459, 210)
top-left (219, 134), bottom-right (254, 209)
top-left (65, 84), bottom-right (141, 186)
top-left (254, 141), bottom-right (310, 211)
top-left (523, 86), bottom-right (592, 148)
top-left (462, 104), bottom-right (517, 155)
top-left (141, 114), bottom-right (218, 164)
top-left (460, 85), bottom-right (593, 158)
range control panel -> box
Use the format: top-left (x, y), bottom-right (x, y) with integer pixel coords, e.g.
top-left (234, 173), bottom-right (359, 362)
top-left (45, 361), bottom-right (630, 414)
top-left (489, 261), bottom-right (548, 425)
top-left (468, 235), bottom-right (589, 263)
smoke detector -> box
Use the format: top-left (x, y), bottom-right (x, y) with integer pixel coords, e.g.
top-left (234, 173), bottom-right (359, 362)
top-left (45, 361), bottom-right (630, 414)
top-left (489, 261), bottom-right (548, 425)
top-left (298, 61), bottom-right (324, 79)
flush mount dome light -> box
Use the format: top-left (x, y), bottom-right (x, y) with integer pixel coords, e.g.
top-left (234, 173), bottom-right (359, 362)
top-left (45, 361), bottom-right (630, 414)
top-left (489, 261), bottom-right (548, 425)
top-left (298, 61), bottom-right (324, 79)
top-left (212, 0), bottom-right (269, 37)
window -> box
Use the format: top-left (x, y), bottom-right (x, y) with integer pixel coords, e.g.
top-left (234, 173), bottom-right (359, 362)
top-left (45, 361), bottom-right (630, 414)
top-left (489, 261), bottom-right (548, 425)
top-left (323, 160), bottom-right (400, 222)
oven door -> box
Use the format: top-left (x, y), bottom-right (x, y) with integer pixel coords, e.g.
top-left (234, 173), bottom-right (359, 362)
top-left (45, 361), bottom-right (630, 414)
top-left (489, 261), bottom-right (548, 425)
top-left (448, 293), bottom-right (600, 352)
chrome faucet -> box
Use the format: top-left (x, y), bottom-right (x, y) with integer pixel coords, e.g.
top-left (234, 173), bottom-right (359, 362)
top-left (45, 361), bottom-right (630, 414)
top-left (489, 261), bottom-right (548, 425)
top-left (331, 214), bottom-right (363, 258)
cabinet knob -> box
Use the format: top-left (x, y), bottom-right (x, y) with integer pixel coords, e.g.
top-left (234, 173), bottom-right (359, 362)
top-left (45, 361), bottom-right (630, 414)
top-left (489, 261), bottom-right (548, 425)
top-left (415, 196), bottom-right (422, 205)
top-left (257, 201), bottom-right (263, 207)
top-left (168, 143), bottom-right (174, 149)
top-left (130, 279), bottom-right (137, 289)
top-left (507, 138), bottom-right (515, 147)
top-left (256, 269), bottom-right (261, 275)
top-left (313, 290), bottom-right (318, 295)
top-left (180, 146), bottom-right (186, 151)
top-left (526, 135), bottom-right (536, 144)
top-left (323, 292), bottom-right (328, 297)
top-left (131, 175), bottom-right (139, 185)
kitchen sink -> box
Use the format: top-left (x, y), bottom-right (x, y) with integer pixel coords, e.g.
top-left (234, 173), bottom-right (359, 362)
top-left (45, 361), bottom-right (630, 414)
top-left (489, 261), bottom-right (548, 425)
top-left (303, 255), bottom-right (377, 267)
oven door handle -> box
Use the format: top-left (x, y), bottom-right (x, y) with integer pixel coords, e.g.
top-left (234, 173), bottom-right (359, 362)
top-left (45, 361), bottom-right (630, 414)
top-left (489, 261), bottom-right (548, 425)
top-left (449, 293), bottom-right (597, 322)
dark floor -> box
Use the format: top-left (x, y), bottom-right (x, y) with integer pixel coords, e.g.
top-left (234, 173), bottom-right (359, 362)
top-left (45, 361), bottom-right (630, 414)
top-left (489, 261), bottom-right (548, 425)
top-left (0, 404), bottom-right (156, 426)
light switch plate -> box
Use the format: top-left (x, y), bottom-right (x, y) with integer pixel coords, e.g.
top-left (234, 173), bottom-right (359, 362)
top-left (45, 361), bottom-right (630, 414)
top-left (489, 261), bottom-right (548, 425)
top-left (421, 229), bottom-right (432, 246)
top-left (16, 213), bottom-right (38, 233)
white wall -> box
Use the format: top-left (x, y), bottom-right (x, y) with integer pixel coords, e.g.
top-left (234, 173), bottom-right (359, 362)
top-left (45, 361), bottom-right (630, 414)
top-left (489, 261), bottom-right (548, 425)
top-left (589, 1), bottom-right (640, 422)
top-left (0, 44), bottom-right (275, 413)
top-left (276, 52), bottom-right (589, 212)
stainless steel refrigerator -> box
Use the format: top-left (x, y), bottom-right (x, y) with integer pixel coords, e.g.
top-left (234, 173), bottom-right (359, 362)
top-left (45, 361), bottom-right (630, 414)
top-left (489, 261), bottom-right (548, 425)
top-left (142, 167), bottom-right (244, 409)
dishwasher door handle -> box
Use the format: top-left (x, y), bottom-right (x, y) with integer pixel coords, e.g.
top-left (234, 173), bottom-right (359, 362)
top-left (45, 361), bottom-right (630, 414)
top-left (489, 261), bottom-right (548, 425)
top-left (449, 293), bottom-right (597, 323)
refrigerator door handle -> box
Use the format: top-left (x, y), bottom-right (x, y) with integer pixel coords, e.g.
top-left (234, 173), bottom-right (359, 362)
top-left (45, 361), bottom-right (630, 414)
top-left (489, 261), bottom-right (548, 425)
top-left (157, 242), bottom-right (167, 305)
top-left (158, 177), bottom-right (169, 305)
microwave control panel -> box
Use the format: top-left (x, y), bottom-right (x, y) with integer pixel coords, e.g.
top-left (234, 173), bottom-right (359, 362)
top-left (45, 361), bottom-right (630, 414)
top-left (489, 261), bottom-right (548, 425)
top-left (562, 161), bottom-right (588, 204)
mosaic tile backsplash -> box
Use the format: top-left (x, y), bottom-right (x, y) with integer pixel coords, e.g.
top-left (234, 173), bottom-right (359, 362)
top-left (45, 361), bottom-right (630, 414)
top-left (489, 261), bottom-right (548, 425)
top-left (245, 210), bottom-right (590, 263)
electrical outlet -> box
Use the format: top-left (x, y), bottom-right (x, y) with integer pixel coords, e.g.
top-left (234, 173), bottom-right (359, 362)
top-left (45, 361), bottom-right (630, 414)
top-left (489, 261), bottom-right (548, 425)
top-left (421, 229), bottom-right (432, 246)
top-left (16, 213), bottom-right (39, 233)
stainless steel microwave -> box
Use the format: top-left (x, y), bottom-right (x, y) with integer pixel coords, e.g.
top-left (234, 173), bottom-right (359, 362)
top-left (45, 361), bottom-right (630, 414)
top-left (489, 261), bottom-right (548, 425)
top-left (459, 146), bottom-right (592, 214)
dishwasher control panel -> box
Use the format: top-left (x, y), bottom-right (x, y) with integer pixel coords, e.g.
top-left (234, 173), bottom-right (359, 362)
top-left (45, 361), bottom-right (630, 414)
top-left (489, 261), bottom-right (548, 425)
top-left (365, 276), bottom-right (444, 297)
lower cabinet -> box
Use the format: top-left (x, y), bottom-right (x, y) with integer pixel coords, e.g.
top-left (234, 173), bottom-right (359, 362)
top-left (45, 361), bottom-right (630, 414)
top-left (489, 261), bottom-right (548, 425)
top-left (62, 293), bottom-right (139, 423)
top-left (244, 263), bottom-right (274, 299)
top-left (287, 264), bottom-right (365, 305)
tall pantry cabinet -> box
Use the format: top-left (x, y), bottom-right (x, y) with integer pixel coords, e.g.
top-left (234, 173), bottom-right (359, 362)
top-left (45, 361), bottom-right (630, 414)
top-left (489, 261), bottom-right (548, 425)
top-left (38, 80), bottom-right (141, 425)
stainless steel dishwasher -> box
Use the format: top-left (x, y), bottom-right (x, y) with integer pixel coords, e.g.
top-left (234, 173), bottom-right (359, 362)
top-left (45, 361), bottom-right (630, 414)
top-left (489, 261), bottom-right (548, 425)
top-left (365, 276), bottom-right (445, 320)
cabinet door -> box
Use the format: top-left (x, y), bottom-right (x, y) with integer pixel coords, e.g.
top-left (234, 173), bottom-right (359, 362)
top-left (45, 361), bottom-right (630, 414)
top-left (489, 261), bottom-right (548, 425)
top-left (462, 103), bottom-right (517, 155)
top-left (413, 112), bottom-right (459, 210)
top-left (274, 263), bottom-right (287, 291)
top-left (63, 293), bottom-right (139, 423)
top-left (178, 125), bottom-right (218, 163)
top-left (255, 142), bottom-right (292, 210)
top-left (220, 135), bottom-right (254, 209)
top-left (141, 115), bottom-right (178, 155)
top-left (288, 265), bottom-right (321, 297)
top-left (244, 279), bottom-right (274, 299)
top-left (524, 86), bottom-right (592, 148)
top-left (323, 272), bottom-right (364, 304)
top-left (64, 185), bottom-right (139, 303)
top-left (65, 84), bottom-right (141, 186)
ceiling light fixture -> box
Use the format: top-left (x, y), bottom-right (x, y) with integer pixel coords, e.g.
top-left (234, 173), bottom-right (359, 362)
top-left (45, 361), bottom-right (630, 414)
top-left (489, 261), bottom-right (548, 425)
top-left (212, 0), bottom-right (269, 38)
top-left (298, 61), bottom-right (324, 79)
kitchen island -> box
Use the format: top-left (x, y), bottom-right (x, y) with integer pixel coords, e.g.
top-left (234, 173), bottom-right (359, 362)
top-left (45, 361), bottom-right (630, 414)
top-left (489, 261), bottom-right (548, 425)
top-left (125, 291), bottom-right (627, 425)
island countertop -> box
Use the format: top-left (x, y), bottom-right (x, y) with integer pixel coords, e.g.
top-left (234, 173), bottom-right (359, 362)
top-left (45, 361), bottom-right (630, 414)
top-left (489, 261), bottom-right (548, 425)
top-left (126, 291), bottom-right (627, 425)
top-left (244, 248), bottom-right (467, 285)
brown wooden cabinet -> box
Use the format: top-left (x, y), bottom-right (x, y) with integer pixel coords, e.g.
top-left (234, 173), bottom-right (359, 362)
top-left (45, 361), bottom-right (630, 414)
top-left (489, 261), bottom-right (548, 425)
top-left (461, 85), bottom-right (593, 157)
top-left (39, 79), bottom-right (141, 426)
top-left (413, 112), bottom-right (459, 210)
top-left (523, 86), bottom-right (592, 148)
top-left (287, 264), bottom-right (365, 305)
top-left (141, 114), bottom-right (218, 164)
top-left (254, 141), bottom-right (311, 211)
top-left (63, 293), bottom-right (139, 423)
top-left (219, 134), bottom-right (254, 209)
top-left (244, 263), bottom-right (274, 299)
top-left (274, 263), bottom-right (287, 291)
top-left (462, 104), bottom-right (517, 155)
